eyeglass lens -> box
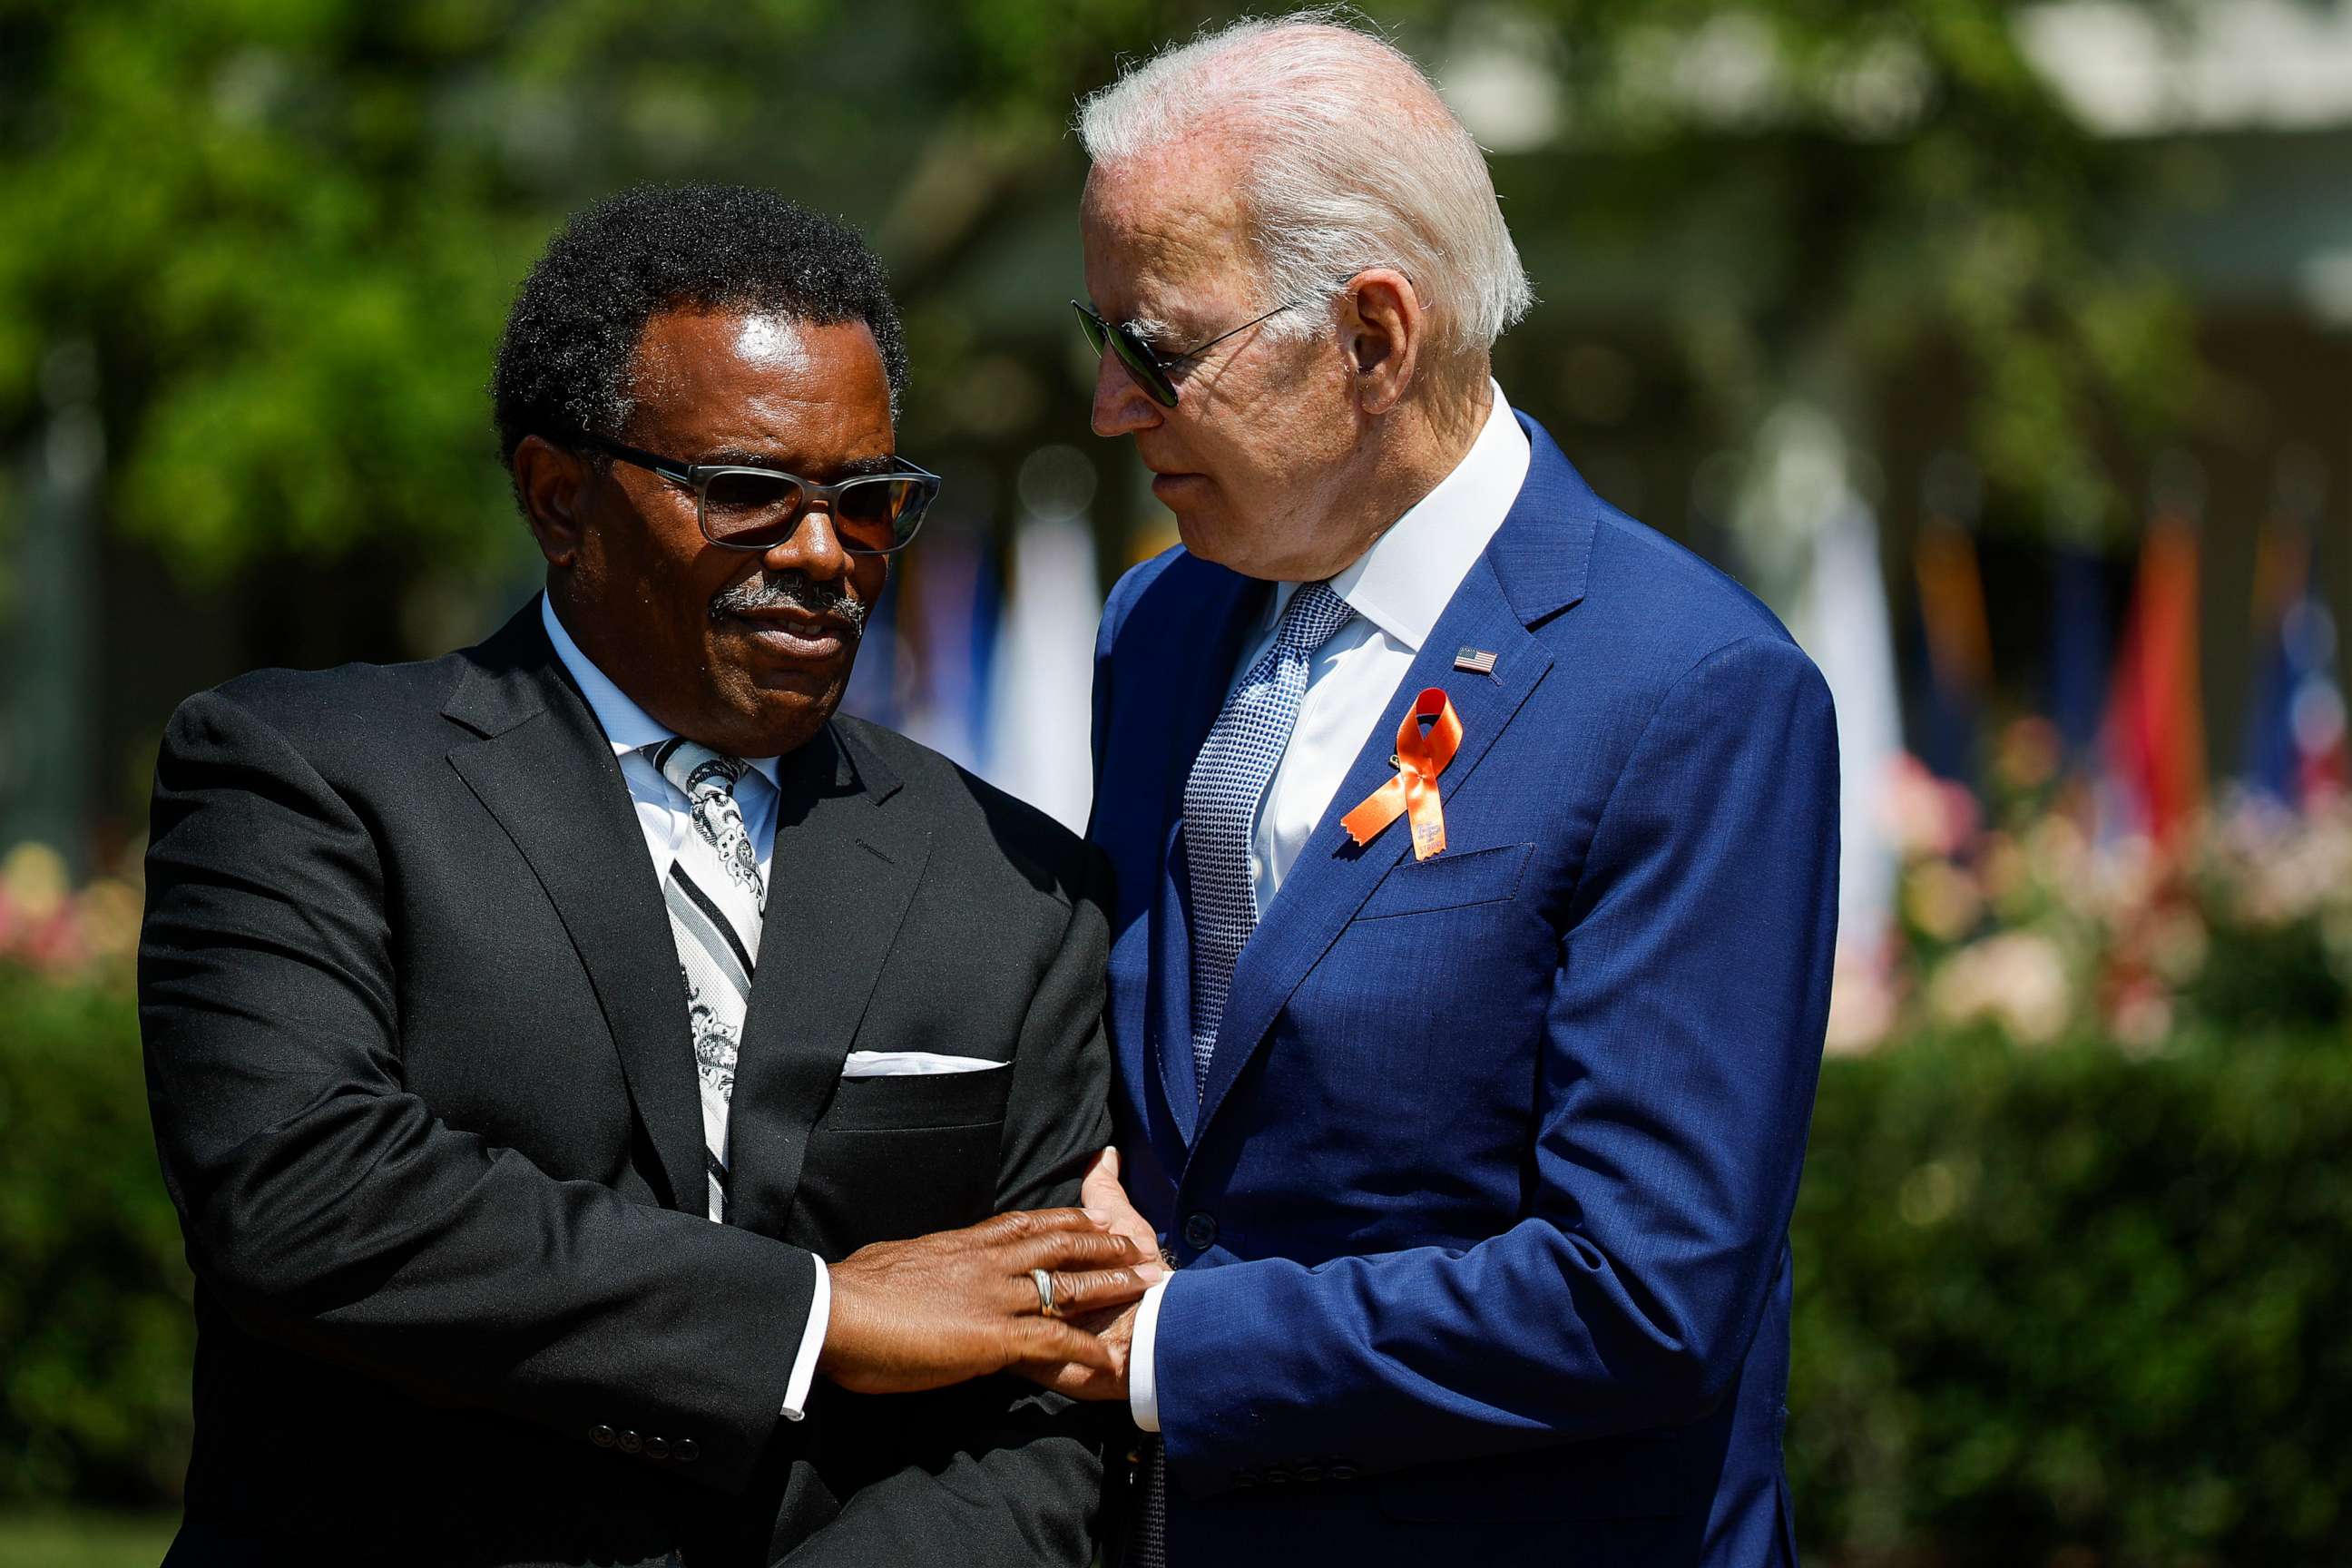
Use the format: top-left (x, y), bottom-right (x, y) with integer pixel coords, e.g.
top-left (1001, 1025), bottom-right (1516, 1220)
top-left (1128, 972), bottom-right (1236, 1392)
top-left (1074, 304), bottom-right (1180, 407)
top-left (701, 470), bottom-right (928, 554)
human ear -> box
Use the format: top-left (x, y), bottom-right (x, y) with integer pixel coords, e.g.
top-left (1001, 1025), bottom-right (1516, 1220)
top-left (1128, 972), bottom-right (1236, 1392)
top-left (513, 435), bottom-right (592, 569)
top-left (1338, 269), bottom-right (1423, 416)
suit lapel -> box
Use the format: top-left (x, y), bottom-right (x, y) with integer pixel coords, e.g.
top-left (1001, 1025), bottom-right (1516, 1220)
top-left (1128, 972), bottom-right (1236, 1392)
top-left (1190, 416), bottom-right (1601, 1142)
top-left (1191, 561), bottom-right (1552, 1135)
top-left (1150, 569), bottom-right (1268, 1148)
top-left (443, 603), bottom-right (707, 1214)
top-left (724, 724), bottom-right (932, 1238)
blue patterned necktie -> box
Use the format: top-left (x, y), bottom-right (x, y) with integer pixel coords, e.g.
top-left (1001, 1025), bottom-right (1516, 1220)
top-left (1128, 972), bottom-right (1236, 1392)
top-left (652, 738), bottom-right (765, 1222)
top-left (1180, 580), bottom-right (1355, 1096)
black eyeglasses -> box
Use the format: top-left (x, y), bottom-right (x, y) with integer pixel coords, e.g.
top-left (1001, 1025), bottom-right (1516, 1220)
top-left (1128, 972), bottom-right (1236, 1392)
top-left (1072, 296), bottom-right (1317, 408)
top-left (577, 434), bottom-right (939, 555)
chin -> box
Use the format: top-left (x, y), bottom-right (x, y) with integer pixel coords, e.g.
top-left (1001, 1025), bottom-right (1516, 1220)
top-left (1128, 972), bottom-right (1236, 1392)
top-left (694, 671), bottom-right (841, 760)
top-left (1172, 508), bottom-right (1239, 568)
top-left (1175, 511), bottom-right (1286, 581)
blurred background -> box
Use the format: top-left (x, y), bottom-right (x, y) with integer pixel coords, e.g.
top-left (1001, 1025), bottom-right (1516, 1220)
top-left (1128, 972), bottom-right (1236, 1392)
top-left (4, 0), bottom-right (2350, 1562)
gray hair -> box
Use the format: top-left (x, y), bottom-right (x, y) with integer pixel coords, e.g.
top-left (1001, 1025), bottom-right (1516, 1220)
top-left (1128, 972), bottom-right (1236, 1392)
top-left (1075, 9), bottom-right (1534, 372)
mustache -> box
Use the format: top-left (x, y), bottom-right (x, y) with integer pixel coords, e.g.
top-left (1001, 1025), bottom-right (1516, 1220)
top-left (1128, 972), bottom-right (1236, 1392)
top-left (709, 572), bottom-right (869, 633)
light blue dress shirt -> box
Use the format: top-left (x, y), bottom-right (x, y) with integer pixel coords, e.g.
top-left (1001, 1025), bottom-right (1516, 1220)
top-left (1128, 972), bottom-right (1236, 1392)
top-left (541, 595), bottom-right (828, 1423)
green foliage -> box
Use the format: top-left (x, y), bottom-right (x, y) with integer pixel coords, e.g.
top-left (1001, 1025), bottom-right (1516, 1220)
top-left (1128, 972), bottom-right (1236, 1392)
top-left (0, 0), bottom-right (2196, 588)
top-left (0, 967), bottom-right (192, 1507)
top-left (1506, 0), bottom-right (2196, 534)
top-left (0, 1510), bottom-right (180, 1568)
top-left (1792, 1030), bottom-right (2352, 1565)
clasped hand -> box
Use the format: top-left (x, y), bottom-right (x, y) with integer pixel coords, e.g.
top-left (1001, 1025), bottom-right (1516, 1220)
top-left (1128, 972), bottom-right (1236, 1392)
top-left (818, 1199), bottom-right (1160, 1395)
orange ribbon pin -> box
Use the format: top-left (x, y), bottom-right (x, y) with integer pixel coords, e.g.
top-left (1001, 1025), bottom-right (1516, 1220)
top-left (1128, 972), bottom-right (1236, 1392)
top-left (1340, 687), bottom-right (1462, 860)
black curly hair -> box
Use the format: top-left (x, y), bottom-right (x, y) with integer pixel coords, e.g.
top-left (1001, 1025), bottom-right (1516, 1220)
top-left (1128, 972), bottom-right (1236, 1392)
top-left (491, 184), bottom-right (909, 502)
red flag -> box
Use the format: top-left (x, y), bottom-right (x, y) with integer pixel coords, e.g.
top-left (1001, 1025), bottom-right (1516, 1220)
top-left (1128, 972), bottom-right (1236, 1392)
top-left (2104, 513), bottom-right (2205, 841)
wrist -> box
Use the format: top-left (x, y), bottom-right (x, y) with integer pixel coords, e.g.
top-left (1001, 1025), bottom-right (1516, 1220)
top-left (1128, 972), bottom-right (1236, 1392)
top-left (814, 1272), bottom-right (865, 1378)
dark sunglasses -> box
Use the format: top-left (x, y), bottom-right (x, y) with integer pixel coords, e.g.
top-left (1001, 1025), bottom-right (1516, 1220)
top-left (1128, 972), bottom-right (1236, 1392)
top-left (1072, 296), bottom-right (1314, 408)
top-left (577, 434), bottom-right (939, 555)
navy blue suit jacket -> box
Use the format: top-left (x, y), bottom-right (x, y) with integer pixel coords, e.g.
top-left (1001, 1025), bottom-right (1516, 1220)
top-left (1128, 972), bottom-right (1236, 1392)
top-left (1087, 416), bottom-right (1839, 1566)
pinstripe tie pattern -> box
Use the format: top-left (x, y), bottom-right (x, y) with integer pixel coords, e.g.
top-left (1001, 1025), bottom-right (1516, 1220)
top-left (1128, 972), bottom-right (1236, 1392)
top-left (653, 738), bottom-right (765, 1223)
top-left (1180, 581), bottom-right (1354, 1096)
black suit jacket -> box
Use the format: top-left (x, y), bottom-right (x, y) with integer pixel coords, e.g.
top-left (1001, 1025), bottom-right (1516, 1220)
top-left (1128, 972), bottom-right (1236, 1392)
top-left (139, 600), bottom-right (1114, 1566)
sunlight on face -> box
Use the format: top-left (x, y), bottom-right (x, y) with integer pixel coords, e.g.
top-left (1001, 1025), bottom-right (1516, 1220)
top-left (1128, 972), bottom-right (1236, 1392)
top-left (1081, 145), bottom-right (1364, 581)
top-left (732, 314), bottom-right (814, 375)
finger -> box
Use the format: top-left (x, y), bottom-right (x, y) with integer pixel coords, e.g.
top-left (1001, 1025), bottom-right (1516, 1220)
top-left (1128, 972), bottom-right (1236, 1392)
top-left (1080, 1146), bottom-right (1122, 1212)
top-left (1010, 1319), bottom-right (1120, 1374)
top-left (1046, 1266), bottom-right (1150, 1316)
top-left (1060, 1302), bottom-right (1133, 1334)
top-left (1010, 1227), bottom-right (1139, 1274)
top-left (978, 1207), bottom-right (1108, 1245)
top-left (1080, 1152), bottom-right (1167, 1280)
top-left (1013, 1358), bottom-right (1123, 1400)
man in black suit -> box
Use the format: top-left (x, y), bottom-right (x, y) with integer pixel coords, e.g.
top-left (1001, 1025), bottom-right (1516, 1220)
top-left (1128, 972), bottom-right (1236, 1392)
top-left (138, 184), bottom-right (1151, 1567)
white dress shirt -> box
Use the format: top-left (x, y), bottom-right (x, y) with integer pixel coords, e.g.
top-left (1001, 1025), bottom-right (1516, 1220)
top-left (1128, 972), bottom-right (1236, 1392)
top-left (541, 595), bottom-right (829, 1423)
top-left (1128, 383), bottom-right (1533, 1434)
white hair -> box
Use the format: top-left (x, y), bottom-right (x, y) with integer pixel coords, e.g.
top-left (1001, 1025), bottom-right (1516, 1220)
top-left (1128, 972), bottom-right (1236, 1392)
top-left (1075, 9), bottom-right (1534, 373)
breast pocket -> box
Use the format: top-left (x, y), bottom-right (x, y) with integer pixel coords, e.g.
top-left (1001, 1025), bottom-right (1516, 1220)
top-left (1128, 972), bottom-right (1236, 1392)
top-left (821, 1065), bottom-right (1014, 1132)
top-left (799, 1067), bottom-right (1015, 1252)
top-left (1355, 840), bottom-right (1534, 920)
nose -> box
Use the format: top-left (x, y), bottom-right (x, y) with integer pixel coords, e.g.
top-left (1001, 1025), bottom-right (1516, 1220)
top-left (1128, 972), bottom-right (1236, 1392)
top-left (1091, 349), bottom-right (1164, 439)
top-left (760, 503), bottom-right (849, 582)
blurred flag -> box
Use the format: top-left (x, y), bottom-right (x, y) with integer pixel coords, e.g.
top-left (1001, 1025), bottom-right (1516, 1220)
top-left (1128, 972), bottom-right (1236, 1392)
top-left (1729, 403), bottom-right (1906, 957)
top-left (2239, 468), bottom-right (2347, 808)
top-left (1801, 493), bottom-right (1906, 954)
top-left (2048, 541), bottom-right (2112, 771)
top-left (2103, 493), bottom-right (2205, 841)
top-left (983, 515), bottom-right (1103, 832)
top-left (1912, 456), bottom-right (1992, 785)
top-left (898, 527), bottom-right (1000, 772)
top-left (837, 573), bottom-right (904, 730)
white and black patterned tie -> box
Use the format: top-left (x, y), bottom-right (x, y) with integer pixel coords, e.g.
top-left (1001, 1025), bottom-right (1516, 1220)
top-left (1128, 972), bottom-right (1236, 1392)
top-left (1180, 581), bottom-right (1354, 1096)
top-left (652, 738), bottom-right (765, 1222)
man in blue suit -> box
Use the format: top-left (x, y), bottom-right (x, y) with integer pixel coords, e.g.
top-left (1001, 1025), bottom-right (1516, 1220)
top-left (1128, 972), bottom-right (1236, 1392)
top-left (1052, 15), bottom-right (1841, 1566)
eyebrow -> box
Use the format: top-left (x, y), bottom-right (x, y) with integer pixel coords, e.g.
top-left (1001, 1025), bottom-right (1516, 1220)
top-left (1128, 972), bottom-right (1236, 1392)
top-left (699, 448), bottom-right (906, 480)
top-left (1118, 311), bottom-right (1181, 348)
top-left (1083, 300), bottom-right (1181, 348)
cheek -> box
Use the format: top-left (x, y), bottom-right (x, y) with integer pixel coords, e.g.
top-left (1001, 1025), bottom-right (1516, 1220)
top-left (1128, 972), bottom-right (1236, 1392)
top-left (1226, 395), bottom-right (1350, 491)
top-left (852, 557), bottom-right (889, 610)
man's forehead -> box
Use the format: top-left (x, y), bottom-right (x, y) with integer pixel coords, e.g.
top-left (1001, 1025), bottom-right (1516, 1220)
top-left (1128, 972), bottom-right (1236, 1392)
top-left (626, 308), bottom-right (894, 459)
top-left (1082, 146), bottom-right (1257, 311)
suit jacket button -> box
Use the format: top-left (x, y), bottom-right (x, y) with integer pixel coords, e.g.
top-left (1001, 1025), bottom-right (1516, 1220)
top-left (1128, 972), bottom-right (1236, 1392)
top-left (589, 1425), bottom-right (616, 1448)
top-left (1295, 1464), bottom-right (1322, 1484)
top-left (1263, 1466), bottom-right (1291, 1485)
top-left (673, 1438), bottom-right (700, 1465)
top-left (1181, 1212), bottom-right (1217, 1250)
top-left (1329, 1463), bottom-right (1360, 1481)
top-left (618, 1430), bottom-right (642, 1454)
top-left (645, 1436), bottom-right (671, 1460)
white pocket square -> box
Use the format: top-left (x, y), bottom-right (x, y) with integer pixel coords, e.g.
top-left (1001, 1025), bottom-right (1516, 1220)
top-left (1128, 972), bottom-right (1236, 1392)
top-left (839, 1051), bottom-right (1009, 1078)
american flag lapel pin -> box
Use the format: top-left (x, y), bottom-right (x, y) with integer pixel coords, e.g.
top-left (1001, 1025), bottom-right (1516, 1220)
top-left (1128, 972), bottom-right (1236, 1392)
top-left (1453, 646), bottom-right (1498, 675)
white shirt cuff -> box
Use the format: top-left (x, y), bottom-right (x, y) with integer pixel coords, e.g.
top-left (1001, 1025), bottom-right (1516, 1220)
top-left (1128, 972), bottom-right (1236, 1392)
top-left (781, 1254), bottom-right (829, 1421)
top-left (1129, 1278), bottom-right (1170, 1434)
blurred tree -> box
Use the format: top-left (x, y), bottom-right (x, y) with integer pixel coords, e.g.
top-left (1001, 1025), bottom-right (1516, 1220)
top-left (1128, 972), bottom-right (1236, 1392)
top-left (0, 0), bottom-right (2193, 585)
top-left (1497, 0), bottom-right (2197, 538)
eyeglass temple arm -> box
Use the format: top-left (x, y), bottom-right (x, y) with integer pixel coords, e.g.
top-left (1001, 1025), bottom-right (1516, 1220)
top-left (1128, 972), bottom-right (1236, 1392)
top-left (1169, 290), bottom-right (1350, 366)
top-left (576, 432), bottom-right (695, 486)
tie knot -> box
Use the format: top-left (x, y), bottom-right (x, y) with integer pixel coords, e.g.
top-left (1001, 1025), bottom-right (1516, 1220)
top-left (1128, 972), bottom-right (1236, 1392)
top-left (654, 739), bottom-right (749, 802)
top-left (1278, 581), bottom-right (1353, 655)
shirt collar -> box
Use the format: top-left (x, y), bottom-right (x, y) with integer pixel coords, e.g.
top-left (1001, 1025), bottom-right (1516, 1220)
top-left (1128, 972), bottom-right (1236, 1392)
top-left (539, 595), bottom-right (782, 789)
top-left (1268, 381), bottom-right (1531, 652)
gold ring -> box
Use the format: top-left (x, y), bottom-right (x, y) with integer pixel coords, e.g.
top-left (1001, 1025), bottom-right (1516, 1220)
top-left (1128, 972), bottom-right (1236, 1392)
top-left (1030, 1266), bottom-right (1060, 1318)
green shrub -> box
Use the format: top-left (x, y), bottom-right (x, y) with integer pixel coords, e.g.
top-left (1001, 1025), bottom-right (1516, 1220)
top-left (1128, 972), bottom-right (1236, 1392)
top-left (0, 966), bottom-right (191, 1506)
top-left (1791, 1031), bottom-right (2352, 1565)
